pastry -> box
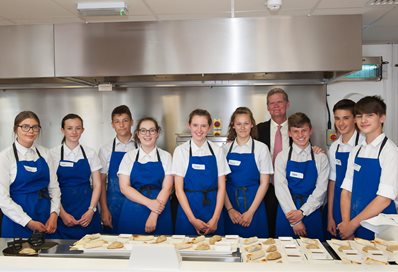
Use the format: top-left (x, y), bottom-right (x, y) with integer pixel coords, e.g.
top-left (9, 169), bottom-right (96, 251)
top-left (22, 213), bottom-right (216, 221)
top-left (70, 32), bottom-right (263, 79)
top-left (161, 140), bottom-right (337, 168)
top-left (262, 238), bottom-right (275, 245)
top-left (338, 245), bottom-right (352, 252)
top-left (85, 233), bottom-right (101, 240)
top-left (245, 243), bottom-right (262, 253)
top-left (362, 245), bottom-right (378, 253)
top-left (132, 235), bottom-right (155, 241)
top-left (73, 237), bottom-right (91, 246)
top-left (266, 245), bottom-right (277, 252)
top-left (107, 241), bottom-right (124, 249)
top-left (209, 235), bottom-right (222, 245)
top-left (175, 243), bottom-right (192, 250)
top-left (266, 251), bottom-right (282, 260)
top-left (19, 247), bottom-right (37, 255)
top-left (306, 243), bottom-right (319, 249)
top-left (364, 256), bottom-right (388, 265)
top-left (191, 235), bottom-right (205, 244)
top-left (246, 250), bottom-right (266, 261)
top-left (354, 237), bottom-right (373, 247)
top-left (300, 237), bottom-right (317, 245)
top-left (84, 239), bottom-right (107, 249)
top-left (386, 244), bottom-right (398, 252)
top-left (195, 242), bottom-right (210, 250)
top-left (155, 235), bottom-right (167, 244)
top-left (243, 237), bottom-right (258, 245)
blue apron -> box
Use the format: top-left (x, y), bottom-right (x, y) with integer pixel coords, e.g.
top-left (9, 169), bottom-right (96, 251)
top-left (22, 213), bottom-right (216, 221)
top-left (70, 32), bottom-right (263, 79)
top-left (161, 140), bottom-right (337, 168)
top-left (55, 145), bottom-right (101, 239)
top-left (275, 147), bottom-right (324, 240)
top-left (118, 149), bottom-right (173, 235)
top-left (351, 137), bottom-right (396, 240)
top-left (332, 133), bottom-right (360, 229)
top-left (1, 143), bottom-right (51, 238)
top-left (103, 138), bottom-right (131, 234)
top-left (224, 140), bottom-right (268, 238)
top-left (175, 141), bottom-right (224, 236)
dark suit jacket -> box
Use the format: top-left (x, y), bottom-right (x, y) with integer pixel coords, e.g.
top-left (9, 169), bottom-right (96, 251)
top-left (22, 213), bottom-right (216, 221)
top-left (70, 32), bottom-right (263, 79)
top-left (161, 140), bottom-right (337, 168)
top-left (256, 120), bottom-right (292, 149)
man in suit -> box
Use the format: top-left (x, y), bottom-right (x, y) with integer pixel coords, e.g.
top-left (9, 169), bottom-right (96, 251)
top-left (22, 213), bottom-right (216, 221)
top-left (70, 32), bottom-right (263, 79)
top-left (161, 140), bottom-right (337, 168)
top-left (257, 88), bottom-right (291, 238)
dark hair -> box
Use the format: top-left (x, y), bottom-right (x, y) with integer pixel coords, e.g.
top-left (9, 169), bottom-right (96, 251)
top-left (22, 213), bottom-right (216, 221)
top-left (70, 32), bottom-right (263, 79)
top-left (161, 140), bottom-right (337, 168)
top-left (267, 88), bottom-right (289, 104)
top-left (188, 109), bottom-right (212, 126)
top-left (227, 107), bottom-right (258, 142)
top-left (288, 112), bottom-right (312, 129)
top-left (134, 117), bottom-right (161, 144)
top-left (13, 111), bottom-right (41, 134)
top-left (333, 99), bottom-right (356, 115)
top-left (111, 105), bottom-right (132, 120)
top-left (355, 96), bottom-right (386, 116)
top-left (61, 113), bottom-right (84, 144)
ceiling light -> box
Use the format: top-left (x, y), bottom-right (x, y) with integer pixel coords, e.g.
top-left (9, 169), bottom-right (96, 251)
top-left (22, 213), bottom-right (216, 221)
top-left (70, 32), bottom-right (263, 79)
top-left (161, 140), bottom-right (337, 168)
top-left (266, 0), bottom-right (282, 11)
top-left (77, 2), bottom-right (128, 16)
top-left (368, 0), bottom-right (398, 6)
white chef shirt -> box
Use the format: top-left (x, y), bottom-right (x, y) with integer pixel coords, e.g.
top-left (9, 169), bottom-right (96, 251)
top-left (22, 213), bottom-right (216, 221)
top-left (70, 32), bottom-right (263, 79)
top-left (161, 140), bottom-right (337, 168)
top-left (98, 136), bottom-right (137, 174)
top-left (223, 138), bottom-right (274, 175)
top-left (0, 141), bottom-right (61, 227)
top-left (341, 133), bottom-right (398, 208)
top-left (118, 146), bottom-right (173, 176)
top-left (274, 143), bottom-right (329, 216)
top-left (51, 144), bottom-right (102, 173)
top-left (270, 119), bottom-right (289, 158)
top-left (172, 140), bottom-right (231, 177)
top-left (328, 131), bottom-right (365, 181)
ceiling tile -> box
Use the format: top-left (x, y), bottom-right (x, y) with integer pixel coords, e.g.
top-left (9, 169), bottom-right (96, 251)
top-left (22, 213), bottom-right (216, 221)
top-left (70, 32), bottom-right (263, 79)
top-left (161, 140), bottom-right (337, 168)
top-left (363, 25), bottom-right (398, 43)
top-left (370, 7), bottom-right (398, 26)
top-left (312, 7), bottom-right (368, 15)
top-left (145, 0), bottom-right (230, 14)
top-left (157, 12), bottom-right (230, 21)
top-left (362, 6), bottom-right (392, 25)
top-left (317, 0), bottom-right (369, 9)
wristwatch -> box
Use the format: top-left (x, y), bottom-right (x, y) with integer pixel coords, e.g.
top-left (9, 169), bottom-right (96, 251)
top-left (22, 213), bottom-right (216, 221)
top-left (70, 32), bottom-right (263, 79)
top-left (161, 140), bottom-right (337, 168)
top-left (89, 206), bottom-right (97, 213)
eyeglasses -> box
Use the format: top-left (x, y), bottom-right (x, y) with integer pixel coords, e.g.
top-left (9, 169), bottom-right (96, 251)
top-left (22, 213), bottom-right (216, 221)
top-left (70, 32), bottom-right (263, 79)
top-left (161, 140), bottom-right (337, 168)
top-left (18, 124), bottom-right (41, 132)
top-left (138, 128), bottom-right (158, 135)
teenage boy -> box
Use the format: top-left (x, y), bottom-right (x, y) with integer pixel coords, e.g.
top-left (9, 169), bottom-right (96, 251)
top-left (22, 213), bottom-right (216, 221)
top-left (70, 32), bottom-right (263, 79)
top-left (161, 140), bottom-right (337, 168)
top-left (274, 112), bottom-right (329, 240)
top-left (98, 105), bottom-right (137, 233)
top-left (327, 99), bottom-right (364, 237)
top-left (339, 96), bottom-right (398, 240)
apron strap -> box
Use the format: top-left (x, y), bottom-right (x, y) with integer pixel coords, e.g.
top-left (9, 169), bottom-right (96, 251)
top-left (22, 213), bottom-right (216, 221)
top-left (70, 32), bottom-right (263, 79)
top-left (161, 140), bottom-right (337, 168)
top-left (227, 141), bottom-right (234, 154)
top-left (234, 186), bottom-right (248, 211)
top-left (355, 136), bottom-right (388, 159)
top-left (112, 138), bottom-right (116, 152)
top-left (185, 187), bottom-right (217, 206)
top-left (189, 140), bottom-right (215, 157)
top-left (355, 131), bottom-right (360, 146)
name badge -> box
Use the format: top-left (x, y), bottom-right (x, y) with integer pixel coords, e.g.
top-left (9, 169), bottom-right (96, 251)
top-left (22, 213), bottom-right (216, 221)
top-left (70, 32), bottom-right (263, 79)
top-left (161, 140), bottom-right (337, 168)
top-left (24, 166), bottom-right (37, 173)
top-left (228, 159), bottom-right (241, 166)
top-left (335, 159), bottom-right (342, 166)
top-left (192, 164), bottom-right (205, 170)
top-left (353, 163), bottom-right (361, 172)
top-left (60, 161), bottom-right (74, 167)
top-left (289, 171), bottom-right (304, 179)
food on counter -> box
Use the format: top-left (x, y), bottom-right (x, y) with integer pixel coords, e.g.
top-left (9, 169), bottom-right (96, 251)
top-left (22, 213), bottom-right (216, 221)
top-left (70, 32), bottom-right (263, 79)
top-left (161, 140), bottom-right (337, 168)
top-left (107, 241), bottom-right (124, 249)
top-left (155, 235), bottom-right (167, 244)
top-left (84, 239), bottom-right (108, 249)
top-left (175, 243), bottom-right (192, 250)
top-left (195, 242), bottom-right (210, 250)
top-left (266, 245), bottom-right (277, 253)
top-left (306, 243), bottom-right (320, 249)
top-left (362, 245), bottom-right (378, 253)
top-left (262, 238), bottom-right (275, 245)
top-left (243, 237), bottom-right (258, 245)
top-left (19, 247), bottom-right (37, 255)
top-left (331, 239), bottom-right (350, 247)
top-left (386, 244), bottom-right (398, 252)
top-left (132, 235), bottom-right (155, 241)
top-left (338, 245), bottom-right (352, 252)
top-left (363, 256), bottom-right (388, 265)
top-left (85, 233), bottom-right (101, 240)
top-left (300, 237), bottom-right (318, 245)
top-left (245, 243), bottom-right (262, 253)
top-left (246, 250), bottom-right (265, 261)
top-left (209, 235), bottom-right (222, 245)
top-left (354, 237), bottom-right (374, 247)
top-left (266, 251), bottom-right (281, 260)
top-left (191, 235), bottom-right (205, 244)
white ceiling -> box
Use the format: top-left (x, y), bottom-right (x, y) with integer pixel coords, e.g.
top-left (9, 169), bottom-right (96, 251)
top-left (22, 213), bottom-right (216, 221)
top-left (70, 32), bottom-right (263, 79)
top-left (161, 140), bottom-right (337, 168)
top-left (0, 0), bottom-right (397, 43)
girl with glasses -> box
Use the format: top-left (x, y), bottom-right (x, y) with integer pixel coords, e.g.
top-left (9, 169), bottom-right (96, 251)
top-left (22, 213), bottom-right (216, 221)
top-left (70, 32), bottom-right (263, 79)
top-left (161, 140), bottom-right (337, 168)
top-left (117, 117), bottom-right (173, 234)
top-left (0, 111), bottom-right (61, 238)
top-left (50, 114), bottom-right (102, 239)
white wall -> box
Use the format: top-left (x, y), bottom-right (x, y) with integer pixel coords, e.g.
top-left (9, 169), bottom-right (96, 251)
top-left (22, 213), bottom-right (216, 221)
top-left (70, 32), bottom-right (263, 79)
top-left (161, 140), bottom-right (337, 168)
top-left (327, 44), bottom-right (398, 144)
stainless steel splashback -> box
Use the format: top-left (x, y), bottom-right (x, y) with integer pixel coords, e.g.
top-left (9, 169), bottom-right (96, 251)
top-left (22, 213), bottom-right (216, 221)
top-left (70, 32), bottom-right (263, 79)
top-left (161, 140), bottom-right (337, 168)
top-left (0, 85), bottom-right (327, 153)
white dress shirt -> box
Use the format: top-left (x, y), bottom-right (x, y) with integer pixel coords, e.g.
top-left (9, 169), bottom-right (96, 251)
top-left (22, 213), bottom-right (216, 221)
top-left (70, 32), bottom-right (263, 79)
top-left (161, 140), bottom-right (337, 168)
top-left (223, 138), bottom-right (274, 175)
top-left (118, 146), bottom-right (173, 176)
top-left (172, 140), bottom-right (231, 177)
top-left (51, 143), bottom-right (102, 173)
top-left (341, 133), bottom-right (398, 208)
top-left (0, 141), bottom-right (61, 227)
top-left (328, 131), bottom-right (365, 181)
top-left (274, 143), bottom-right (330, 216)
top-left (98, 136), bottom-right (136, 174)
top-left (270, 119), bottom-right (289, 158)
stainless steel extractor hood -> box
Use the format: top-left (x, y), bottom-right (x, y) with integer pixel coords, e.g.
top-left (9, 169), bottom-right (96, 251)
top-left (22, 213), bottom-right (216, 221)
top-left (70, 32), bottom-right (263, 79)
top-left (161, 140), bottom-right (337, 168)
top-left (0, 15), bottom-right (362, 89)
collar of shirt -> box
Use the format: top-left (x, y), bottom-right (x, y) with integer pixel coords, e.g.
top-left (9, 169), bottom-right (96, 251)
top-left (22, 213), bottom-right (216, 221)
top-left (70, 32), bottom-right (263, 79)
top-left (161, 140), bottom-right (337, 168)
top-left (138, 146), bottom-right (158, 162)
top-left (191, 140), bottom-right (211, 156)
top-left (62, 143), bottom-right (83, 161)
top-left (337, 130), bottom-right (359, 147)
top-left (232, 137), bottom-right (253, 153)
top-left (115, 136), bottom-right (135, 146)
top-left (14, 140), bottom-right (37, 157)
top-left (292, 142), bottom-right (312, 156)
top-left (360, 133), bottom-right (386, 148)
top-left (271, 119), bottom-right (288, 129)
